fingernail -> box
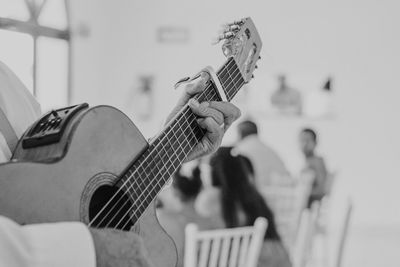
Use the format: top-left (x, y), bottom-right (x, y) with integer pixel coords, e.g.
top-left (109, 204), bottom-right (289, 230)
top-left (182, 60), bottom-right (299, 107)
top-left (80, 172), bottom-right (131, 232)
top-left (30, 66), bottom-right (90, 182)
top-left (202, 101), bottom-right (210, 107)
top-left (201, 72), bottom-right (210, 85)
top-left (189, 99), bottom-right (199, 107)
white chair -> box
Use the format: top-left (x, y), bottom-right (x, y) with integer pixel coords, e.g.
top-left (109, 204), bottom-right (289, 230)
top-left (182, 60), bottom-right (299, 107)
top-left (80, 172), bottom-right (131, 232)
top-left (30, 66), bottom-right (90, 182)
top-left (334, 199), bottom-right (353, 267)
top-left (184, 217), bottom-right (268, 267)
top-left (259, 183), bottom-right (311, 248)
top-left (291, 202), bottom-right (320, 267)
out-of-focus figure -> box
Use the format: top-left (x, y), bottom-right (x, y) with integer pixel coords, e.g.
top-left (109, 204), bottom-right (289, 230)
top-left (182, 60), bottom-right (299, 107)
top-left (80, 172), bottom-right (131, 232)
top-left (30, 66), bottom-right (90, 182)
top-left (196, 147), bottom-right (292, 267)
top-left (157, 166), bottom-right (222, 267)
top-left (299, 128), bottom-right (328, 207)
top-left (271, 75), bottom-right (302, 115)
top-left (235, 120), bottom-right (291, 187)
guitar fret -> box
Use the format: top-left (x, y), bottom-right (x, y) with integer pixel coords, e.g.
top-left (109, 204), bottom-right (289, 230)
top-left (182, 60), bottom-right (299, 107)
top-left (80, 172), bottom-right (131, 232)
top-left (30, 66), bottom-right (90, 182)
top-left (217, 58), bottom-right (245, 101)
top-left (126, 118), bottom-right (201, 225)
top-left (176, 120), bottom-right (191, 159)
top-left (138, 123), bottom-right (197, 209)
top-left (225, 64), bottom-right (238, 97)
top-left (218, 58), bottom-right (234, 96)
top-left (163, 146), bottom-right (176, 178)
top-left (165, 134), bottom-right (178, 169)
top-left (172, 132), bottom-right (183, 164)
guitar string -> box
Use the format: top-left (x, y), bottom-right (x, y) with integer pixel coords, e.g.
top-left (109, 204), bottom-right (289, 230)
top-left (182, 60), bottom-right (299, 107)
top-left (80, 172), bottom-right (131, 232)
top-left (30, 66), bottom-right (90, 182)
top-left (94, 60), bottom-right (244, 229)
top-left (113, 68), bottom-right (244, 229)
top-left (102, 62), bottom-right (244, 229)
top-left (89, 59), bottom-right (243, 228)
top-left (88, 64), bottom-right (233, 227)
top-left (102, 64), bottom-right (243, 229)
top-left (91, 59), bottom-right (242, 229)
top-left (110, 62), bottom-right (244, 229)
top-left (116, 73), bottom-right (245, 230)
top-left (88, 58), bottom-right (239, 227)
top-left (114, 112), bottom-right (202, 229)
top-left (87, 77), bottom-right (221, 227)
top-left (103, 65), bottom-right (243, 229)
top-left (117, 121), bottom-right (198, 229)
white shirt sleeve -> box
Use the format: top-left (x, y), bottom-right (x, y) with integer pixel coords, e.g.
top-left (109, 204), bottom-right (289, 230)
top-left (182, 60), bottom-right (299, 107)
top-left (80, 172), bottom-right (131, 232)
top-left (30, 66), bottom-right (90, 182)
top-left (0, 216), bottom-right (96, 267)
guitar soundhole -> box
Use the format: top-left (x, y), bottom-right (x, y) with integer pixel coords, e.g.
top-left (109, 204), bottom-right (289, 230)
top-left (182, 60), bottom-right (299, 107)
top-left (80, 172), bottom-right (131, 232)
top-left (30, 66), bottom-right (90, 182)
top-left (88, 185), bottom-right (134, 231)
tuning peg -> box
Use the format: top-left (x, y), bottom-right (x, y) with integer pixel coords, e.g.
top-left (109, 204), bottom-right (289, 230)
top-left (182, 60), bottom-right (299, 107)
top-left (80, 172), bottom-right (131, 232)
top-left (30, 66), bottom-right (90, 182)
top-left (229, 19), bottom-right (245, 26)
top-left (259, 56), bottom-right (261, 60)
top-left (212, 32), bottom-right (235, 44)
top-left (223, 19), bottom-right (245, 29)
top-left (228, 24), bottom-right (240, 32)
top-left (218, 25), bottom-right (240, 34)
top-left (252, 74), bottom-right (255, 79)
top-left (255, 65), bottom-right (258, 69)
top-left (219, 24), bottom-right (240, 35)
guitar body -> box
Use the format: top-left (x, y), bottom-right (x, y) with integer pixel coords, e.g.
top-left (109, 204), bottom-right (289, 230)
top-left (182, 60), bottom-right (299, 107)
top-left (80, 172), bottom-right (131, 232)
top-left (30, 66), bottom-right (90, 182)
top-left (0, 105), bottom-right (177, 267)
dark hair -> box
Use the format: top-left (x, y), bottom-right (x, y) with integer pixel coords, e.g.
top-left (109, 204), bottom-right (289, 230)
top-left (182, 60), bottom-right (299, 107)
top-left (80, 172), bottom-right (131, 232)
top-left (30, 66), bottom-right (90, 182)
top-left (210, 147), bottom-right (280, 240)
top-left (301, 128), bottom-right (317, 143)
top-left (173, 166), bottom-right (202, 201)
top-left (237, 120), bottom-right (258, 139)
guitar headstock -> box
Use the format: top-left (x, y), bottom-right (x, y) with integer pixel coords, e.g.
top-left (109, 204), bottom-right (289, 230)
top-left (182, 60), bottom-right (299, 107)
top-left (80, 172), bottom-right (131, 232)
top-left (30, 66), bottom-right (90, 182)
top-left (215, 18), bottom-right (262, 83)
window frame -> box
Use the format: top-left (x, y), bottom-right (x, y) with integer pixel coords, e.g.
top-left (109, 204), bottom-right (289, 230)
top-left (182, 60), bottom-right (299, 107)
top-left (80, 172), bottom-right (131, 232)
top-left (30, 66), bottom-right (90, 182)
top-left (0, 0), bottom-right (72, 104)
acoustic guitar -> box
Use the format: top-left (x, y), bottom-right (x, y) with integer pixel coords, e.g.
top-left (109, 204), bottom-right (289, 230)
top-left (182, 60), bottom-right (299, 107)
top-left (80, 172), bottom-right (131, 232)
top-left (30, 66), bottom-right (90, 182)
top-left (0, 18), bottom-right (262, 267)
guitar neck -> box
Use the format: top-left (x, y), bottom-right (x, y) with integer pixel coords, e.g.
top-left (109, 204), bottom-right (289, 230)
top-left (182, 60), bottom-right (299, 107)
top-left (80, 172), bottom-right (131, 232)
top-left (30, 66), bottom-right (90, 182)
top-left (119, 57), bottom-right (245, 224)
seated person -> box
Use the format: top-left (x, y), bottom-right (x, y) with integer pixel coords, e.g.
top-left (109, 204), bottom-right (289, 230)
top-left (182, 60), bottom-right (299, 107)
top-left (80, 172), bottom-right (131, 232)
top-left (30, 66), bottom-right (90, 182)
top-left (299, 128), bottom-right (328, 207)
top-left (157, 165), bottom-right (223, 267)
top-left (196, 147), bottom-right (292, 267)
top-left (0, 61), bottom-right (240, 267)
top-left (235, 120), bottom-right (292, 187)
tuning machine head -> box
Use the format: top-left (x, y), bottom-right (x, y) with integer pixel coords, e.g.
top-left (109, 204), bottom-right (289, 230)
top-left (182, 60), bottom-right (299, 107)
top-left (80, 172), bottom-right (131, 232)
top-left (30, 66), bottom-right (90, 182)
top-left (211, 31), bottom-right (236, 45)
top-left (220, 23), bottom-right (241, 34)
top-left (218, 18), bottom-right (263, 83)
top-left (225, 19), bottom-right (246, 27)
top-left (212, 20), bottom-right (244, 44)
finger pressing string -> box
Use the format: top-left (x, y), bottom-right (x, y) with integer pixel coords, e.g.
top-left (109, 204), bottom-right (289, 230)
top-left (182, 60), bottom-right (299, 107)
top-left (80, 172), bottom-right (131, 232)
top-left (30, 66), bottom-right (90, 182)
top-left (188, 99), bottom-right (224, 125)
top-left (208, 101), bottom-right (241, 131)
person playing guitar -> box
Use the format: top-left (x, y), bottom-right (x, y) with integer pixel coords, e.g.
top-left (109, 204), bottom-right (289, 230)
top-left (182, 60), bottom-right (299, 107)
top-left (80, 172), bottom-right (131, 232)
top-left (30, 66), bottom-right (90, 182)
top-left (0, 61), bottom-right (240, 267)
top-left (0, 17), bottom-right (261, 267)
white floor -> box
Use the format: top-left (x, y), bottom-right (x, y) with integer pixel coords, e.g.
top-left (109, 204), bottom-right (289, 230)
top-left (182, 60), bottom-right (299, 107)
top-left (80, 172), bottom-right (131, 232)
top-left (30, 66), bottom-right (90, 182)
top-left (310, 224), bottom-right (400, 267)
top-left (343, 225), bottom-right (400, 267)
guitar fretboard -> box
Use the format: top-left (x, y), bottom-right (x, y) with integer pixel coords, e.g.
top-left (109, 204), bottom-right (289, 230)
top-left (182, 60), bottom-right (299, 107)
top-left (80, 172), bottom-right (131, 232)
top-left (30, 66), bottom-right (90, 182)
top-left (117, 57), bottom-right (245, 226)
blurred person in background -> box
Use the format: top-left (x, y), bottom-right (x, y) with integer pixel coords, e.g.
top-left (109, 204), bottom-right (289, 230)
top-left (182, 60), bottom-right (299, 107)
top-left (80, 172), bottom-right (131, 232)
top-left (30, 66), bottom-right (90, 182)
top-left (157, 166), bottom-right (223, 267)
top-left (196, 147), bottom-right (292, 267)
top-left (235, 120), bottom-right (292, 187)
top-left (299, 128), bottom-right (328, 207)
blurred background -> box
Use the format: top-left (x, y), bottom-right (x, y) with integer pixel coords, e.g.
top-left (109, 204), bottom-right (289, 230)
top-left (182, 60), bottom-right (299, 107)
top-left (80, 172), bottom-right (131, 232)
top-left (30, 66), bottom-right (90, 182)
top-left (1, 0), bottom-right (399, 267)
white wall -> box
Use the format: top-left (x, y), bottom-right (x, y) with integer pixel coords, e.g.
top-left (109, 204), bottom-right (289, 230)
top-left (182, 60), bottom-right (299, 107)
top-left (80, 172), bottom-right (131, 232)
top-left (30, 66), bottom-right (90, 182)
top-left (70, 0), bottom-right (400, 228)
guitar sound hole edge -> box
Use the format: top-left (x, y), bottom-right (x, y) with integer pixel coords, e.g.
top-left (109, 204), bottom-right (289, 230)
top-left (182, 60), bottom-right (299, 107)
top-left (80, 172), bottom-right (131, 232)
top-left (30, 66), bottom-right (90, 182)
top-left (88, 184), bottom-right (134, 231)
